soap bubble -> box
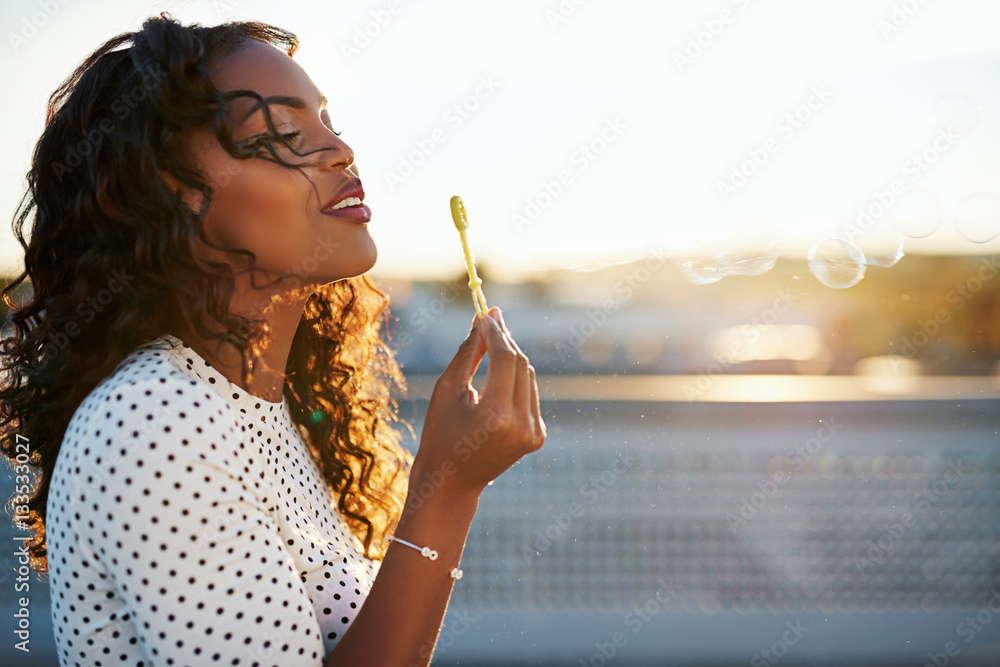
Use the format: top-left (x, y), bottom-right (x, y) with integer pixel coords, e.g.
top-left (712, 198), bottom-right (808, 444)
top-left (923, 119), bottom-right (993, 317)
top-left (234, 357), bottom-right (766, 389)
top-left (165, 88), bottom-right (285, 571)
top-left (889, 189), bottom-right (942, 238)
top-left (676, 252), bottom-right (727, 285)
top-left (675, 219), bottom-right (782, 285)
top-left (837, 203), bottom-right (904, 267)
top-left (808, 238), bottom-right (866, 289)
top-left (954, 192), bottom-right (1000, 243)
top-left (725, 218), bottom-right (782, 276)
top-left (932, 93), bottom-right (980, 135)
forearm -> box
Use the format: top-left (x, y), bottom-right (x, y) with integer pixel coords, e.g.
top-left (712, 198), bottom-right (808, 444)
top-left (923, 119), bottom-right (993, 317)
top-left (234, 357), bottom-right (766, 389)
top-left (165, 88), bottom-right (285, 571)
top-left (325, 306), bottom-right (544, 665)
top-left (325, 473), bottom-right (480, 667)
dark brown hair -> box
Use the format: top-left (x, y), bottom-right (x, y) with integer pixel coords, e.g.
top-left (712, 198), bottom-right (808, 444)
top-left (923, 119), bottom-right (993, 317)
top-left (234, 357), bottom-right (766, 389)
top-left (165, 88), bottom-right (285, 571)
top-left (0, 14), bottom-right (410, 572)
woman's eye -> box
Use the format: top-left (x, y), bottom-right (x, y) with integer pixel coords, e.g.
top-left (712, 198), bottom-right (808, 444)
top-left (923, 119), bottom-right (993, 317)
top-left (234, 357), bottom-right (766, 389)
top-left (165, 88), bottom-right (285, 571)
top-left (244, 130), bottom-right (301, 150)
top-left (278, 131), bottom-right (301, 146)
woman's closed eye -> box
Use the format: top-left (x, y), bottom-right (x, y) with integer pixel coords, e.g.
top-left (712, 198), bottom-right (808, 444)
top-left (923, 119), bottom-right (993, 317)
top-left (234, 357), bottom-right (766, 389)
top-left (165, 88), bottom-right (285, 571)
top-left (243, 130), bottom-right (302, 151)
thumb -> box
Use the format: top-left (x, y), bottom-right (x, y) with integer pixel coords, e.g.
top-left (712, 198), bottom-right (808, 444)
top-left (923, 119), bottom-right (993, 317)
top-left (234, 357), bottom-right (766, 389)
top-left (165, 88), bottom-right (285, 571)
top-left (441, 313), bottom-right (487, 387)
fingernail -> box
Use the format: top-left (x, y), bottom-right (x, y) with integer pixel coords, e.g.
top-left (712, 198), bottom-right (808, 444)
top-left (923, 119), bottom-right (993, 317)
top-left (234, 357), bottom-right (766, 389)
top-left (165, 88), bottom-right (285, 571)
top-left (487, 313), bottom-right (503, 329)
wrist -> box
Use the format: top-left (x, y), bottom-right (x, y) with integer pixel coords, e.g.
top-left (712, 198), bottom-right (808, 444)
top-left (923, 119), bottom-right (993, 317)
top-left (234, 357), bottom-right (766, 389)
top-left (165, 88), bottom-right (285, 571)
top-left (405, 458), bottom-right (483, 515)
top-left (390, 473), bottom-right (479, 577)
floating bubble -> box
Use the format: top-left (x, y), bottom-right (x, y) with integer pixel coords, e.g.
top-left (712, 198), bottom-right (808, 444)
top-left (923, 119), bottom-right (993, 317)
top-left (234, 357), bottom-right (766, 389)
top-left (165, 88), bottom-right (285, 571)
top-left (674, 219), bottom-right (782, 285)
top-left (725, 218), bottom-right (782, 276)
top-left (837, 203), bottom-right (904, 267)
top-left (807, 238), bottom-right (866, 289)
top-left (932, 93), bottom-right (980, 135)
top-left (889, 189), bottom-right (942, 238)
top-left (954, 192), bottom-right (1000, 243)
top-left (676, 254), bottom-right (726, 285)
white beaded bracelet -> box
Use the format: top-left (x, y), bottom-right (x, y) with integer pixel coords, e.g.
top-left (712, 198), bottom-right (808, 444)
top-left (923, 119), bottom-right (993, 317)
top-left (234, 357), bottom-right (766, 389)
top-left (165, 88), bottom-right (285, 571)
top-left (385, 536), bottom-right (463, 580)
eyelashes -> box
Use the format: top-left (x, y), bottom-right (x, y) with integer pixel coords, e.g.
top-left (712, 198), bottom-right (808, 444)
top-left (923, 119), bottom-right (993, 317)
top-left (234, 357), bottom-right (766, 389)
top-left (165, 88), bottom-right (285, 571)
top-left (243, 131), bottom-right (302, 151)
top-left (240, 124), bottom-right (341, 154)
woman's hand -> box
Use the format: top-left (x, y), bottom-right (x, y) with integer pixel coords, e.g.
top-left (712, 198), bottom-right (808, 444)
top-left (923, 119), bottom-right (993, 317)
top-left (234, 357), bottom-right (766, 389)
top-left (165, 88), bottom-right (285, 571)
top-left (410, 306), bottom-right (545, 504)
top-left (331, 307), bottom-right (543, 667)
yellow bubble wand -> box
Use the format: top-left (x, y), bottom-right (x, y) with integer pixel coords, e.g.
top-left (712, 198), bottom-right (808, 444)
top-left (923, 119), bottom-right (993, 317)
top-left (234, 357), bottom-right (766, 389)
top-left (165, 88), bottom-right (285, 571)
top-left (450, 195), bottom-right (489, 320)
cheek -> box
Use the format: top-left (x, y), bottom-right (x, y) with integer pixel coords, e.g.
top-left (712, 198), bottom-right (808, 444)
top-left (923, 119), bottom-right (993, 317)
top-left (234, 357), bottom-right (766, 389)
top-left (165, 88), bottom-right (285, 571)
top-left (205, 161), bottom-right (311, 255)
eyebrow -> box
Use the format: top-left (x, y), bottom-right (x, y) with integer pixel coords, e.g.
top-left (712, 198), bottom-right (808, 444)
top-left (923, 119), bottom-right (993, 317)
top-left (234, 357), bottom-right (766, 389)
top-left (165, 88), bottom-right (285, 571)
top-left (239, 94), bottom-right (328, 123)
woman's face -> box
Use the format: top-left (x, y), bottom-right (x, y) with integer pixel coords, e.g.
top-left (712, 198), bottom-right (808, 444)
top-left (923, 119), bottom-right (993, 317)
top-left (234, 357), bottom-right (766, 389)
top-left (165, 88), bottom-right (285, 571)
top-left (185, 39), bottom-right (376, 290)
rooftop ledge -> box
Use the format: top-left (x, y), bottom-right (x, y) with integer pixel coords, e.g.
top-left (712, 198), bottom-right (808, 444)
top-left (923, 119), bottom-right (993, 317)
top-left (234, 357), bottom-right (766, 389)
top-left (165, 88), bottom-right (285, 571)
top-left (401, 374), bottom-right (1000, 403)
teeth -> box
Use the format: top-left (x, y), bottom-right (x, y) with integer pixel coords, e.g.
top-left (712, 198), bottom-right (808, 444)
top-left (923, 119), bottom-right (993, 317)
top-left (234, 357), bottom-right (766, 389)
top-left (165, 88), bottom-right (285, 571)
top-left (329, 196), bottom-right (361, 211)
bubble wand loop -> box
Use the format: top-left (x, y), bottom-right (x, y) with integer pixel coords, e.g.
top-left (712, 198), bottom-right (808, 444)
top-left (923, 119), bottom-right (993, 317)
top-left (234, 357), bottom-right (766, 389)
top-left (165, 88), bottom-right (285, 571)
top-left (450, 195), bottom-right (489, 319)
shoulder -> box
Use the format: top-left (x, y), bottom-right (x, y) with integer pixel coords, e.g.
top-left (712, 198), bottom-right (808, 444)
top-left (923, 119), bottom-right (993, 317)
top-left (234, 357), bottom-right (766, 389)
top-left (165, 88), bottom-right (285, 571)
top-left (56, 339), bottom-right (259, 505)
top-left (67, 337), bottom-right (237, 440)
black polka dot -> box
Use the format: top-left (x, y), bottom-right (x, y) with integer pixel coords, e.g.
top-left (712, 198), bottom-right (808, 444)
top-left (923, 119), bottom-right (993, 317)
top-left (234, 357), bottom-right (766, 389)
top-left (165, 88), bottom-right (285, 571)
top-left (46, 333), bottom-right (378, 663)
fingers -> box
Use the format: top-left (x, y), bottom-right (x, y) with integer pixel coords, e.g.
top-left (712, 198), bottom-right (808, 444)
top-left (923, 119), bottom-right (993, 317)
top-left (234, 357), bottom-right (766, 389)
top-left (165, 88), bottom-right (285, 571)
top-left (479, 308), bottom-right (519, 403)
top-left (499, 315), bottom-right (534, 433)
top-left (528, 364), bottom-right (546, 443)
top-left (482, 308), bottom-right (545, 449)
top-left (438, 313), bottom-right (487, 394)
top-left (504, 317), bottom-right (545, 447)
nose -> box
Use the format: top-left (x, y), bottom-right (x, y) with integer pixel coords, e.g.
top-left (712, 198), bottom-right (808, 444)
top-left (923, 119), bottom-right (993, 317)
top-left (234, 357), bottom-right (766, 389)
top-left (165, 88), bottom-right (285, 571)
top-left (317, 134), bottom-right (355, 171)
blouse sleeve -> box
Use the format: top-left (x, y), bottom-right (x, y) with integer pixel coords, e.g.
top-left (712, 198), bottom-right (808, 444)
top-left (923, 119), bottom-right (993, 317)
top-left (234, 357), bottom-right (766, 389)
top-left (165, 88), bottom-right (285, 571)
top-left (71, 374), bottom-right (326, 666)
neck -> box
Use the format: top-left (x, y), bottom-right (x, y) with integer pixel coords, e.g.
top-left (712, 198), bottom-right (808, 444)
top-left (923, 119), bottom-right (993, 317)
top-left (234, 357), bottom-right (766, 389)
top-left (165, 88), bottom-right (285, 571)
top-left (168, 283), bottom-right (314, 403)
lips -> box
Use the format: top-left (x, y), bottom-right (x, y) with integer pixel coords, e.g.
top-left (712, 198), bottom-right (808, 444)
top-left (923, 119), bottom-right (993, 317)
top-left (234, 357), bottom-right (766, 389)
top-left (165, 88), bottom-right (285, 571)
top-left (321, 181), bottom-right (371, 223)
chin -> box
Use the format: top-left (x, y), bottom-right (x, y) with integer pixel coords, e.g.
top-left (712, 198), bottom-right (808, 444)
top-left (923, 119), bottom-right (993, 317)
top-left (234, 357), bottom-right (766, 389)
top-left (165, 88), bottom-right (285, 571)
top-left (325, 251), bottom-right (378, 284)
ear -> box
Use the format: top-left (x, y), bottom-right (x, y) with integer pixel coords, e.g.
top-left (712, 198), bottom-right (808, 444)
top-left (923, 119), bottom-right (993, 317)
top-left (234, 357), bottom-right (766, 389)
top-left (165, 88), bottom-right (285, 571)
top-left (160, 170), bottom-right (205, 213)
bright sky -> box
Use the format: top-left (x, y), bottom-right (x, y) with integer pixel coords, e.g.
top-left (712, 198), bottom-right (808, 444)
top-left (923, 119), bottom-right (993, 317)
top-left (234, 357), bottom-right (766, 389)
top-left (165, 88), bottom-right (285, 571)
top-left (1, 0), bottom-right (999, 280)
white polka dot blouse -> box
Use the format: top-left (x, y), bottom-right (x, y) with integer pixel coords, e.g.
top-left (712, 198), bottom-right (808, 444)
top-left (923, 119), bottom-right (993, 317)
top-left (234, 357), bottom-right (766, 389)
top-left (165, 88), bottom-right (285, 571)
top-left (46, 333), bottom-right (380, 666)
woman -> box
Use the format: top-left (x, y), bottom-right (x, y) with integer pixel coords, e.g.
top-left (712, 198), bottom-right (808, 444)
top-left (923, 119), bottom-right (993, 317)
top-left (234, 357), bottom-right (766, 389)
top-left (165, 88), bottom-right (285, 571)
top-left (0, 14), bottom-right (544, 666)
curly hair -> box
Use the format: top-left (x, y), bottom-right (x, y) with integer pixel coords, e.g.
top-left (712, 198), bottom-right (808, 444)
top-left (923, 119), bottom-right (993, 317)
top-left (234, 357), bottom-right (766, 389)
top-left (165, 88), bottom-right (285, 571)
top-left (0, 14), bottom-right (411, 573)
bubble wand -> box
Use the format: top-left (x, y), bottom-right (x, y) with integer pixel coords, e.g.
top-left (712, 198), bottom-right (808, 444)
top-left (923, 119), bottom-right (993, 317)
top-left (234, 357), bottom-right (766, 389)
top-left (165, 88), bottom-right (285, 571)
top-left (450, 195), bottom-right (489, 320)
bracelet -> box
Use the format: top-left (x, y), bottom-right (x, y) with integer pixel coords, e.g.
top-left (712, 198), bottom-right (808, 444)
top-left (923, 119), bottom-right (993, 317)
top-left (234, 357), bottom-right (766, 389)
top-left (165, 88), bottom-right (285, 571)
top-left (385, 536), bottom-right (464, 580)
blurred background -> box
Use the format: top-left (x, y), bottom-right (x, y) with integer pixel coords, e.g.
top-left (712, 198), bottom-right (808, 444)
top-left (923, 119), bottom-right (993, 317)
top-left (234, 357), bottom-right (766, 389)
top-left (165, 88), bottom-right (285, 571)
top-left (2, 0), bottom-right (1000, 665)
